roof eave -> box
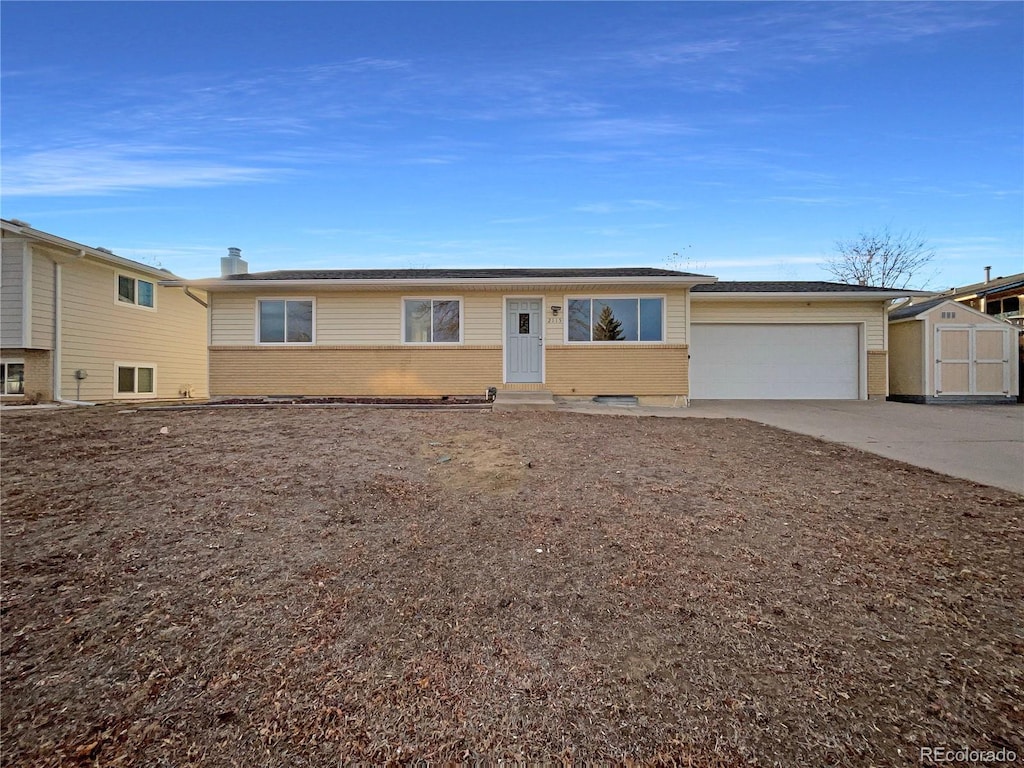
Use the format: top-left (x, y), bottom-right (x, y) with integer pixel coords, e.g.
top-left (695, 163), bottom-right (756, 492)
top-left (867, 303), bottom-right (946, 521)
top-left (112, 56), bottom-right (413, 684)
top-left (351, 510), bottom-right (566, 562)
top-left (162, 274), bottom-right (719, 290)
top-left (2, 219), bottom-right (177, 280)
top-left (691, 290), bottom-right (928, 301)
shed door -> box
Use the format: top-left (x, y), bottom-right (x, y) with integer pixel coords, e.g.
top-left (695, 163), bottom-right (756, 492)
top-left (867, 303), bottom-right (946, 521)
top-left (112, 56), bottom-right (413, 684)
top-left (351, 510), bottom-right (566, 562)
top-left (935, 326), bottom-right (1010, 395)
top-left (689, 323), bottom-right (860, 399)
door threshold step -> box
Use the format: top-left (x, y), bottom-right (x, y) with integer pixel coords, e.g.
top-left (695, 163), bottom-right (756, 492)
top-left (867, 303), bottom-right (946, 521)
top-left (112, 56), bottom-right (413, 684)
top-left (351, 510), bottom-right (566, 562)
top-left (492, 389), bottom-right (556, 411)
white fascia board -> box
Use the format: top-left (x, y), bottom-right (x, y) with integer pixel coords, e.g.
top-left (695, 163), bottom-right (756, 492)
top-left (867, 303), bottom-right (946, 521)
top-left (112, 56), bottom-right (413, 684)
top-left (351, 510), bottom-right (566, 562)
top-left (691, 291), bottom-right (928, 301)
top-left (162, 275), bottom-right (718, 290)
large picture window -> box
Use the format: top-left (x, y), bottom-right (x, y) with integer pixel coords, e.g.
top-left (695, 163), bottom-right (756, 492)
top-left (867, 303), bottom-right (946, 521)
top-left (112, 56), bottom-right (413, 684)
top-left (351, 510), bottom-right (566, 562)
top-left (1, 362), bottom-right (25, 395)
top-left (403, 299), bottom-right (461, 343)
top-left (258, 299), bottom-right (314, 343)
top-left (567, 297), bottom-right (663, 342)
top-left (117, 275), bottom-right (155, 308)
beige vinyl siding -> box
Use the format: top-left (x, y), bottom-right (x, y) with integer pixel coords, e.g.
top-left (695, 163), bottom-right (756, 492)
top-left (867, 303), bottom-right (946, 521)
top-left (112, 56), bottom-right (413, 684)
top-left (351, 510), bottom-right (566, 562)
top-left (31, 252), bottom-right (55, 349)
top-left (690, 299), bottom-right (887, 350)
top-left (1, 239), bottom-right (25, 347)
top-left (60, 257), bottom-right (208, 401)
top-left (888, 321), bottom-right (924, 395)
top-left (210, 346), bottom-right (502, 396)
top-left (211, 288), bottom-right (690, 347)
top-left (209, 293), bottom-right (255, 345)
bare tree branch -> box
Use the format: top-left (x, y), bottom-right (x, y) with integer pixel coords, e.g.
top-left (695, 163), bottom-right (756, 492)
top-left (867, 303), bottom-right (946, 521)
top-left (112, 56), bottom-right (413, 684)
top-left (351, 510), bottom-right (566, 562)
top-left (824, 226), bottom-right (935, 289)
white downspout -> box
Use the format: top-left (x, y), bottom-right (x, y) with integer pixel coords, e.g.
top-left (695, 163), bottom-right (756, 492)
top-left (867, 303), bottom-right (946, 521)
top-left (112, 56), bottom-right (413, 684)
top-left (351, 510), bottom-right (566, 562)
top-left (52, 262), bottom-right (61, 401)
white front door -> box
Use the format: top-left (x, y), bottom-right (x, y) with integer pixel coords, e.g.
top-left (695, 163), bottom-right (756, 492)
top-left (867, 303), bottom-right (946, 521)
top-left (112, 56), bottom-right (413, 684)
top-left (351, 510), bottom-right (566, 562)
top-left (506, 298), bottom-right (543, 383)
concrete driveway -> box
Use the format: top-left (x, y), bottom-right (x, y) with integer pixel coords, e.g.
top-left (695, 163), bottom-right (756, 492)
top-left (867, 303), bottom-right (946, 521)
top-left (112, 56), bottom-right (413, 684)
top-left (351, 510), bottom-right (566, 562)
top-left (562, 399), bottom-right (1024, 494)
top-left (691, 400), bottom-right (1024, 495)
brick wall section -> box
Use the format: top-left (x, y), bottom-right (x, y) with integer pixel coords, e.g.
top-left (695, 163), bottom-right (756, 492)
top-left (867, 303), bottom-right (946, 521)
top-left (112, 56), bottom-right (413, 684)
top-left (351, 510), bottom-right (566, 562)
top-left (545, 345), bottom-right (688, 396)
top-left (867, 350), bottom-right (888, 397)
top-left (0, 348), bottom-right (52, 401)
top-left (209, 344), bottom-right (689, 398)
top-left (210, 346), bottom-right (503, 397)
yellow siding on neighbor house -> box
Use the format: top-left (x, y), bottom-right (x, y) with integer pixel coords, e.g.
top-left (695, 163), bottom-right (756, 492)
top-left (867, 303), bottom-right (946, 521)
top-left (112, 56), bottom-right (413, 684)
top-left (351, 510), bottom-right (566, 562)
top-left (210, 346), bottom-right (502, 396)
top-left (59, 258), bottom-right (208, 401)
top-left (1, 240), bottom-right (25, 347)
top-left (31, 252), bottom-right (55, 349)
top-left (888, 321), bottom-right (924, 395)
top-left (690, 300), bottom-right (887, 349)
top-left (546, 345), bottom-right (688, 396)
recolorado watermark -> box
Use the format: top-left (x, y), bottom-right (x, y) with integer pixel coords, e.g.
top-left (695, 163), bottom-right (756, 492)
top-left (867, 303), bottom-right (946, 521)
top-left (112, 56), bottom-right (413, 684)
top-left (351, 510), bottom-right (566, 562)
top-left (920, 746), bottom-right (1018, 764)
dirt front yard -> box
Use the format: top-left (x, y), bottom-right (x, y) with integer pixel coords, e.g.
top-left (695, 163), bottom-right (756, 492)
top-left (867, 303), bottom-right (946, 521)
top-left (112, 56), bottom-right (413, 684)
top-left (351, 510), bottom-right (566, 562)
top-left (2, 406), bottom-right (1021, 766)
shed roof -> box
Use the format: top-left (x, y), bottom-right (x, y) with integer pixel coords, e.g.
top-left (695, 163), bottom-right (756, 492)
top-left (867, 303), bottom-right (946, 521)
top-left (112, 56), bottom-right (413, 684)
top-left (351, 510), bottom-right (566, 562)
top-left (888, 297), bottom-right (947, 320)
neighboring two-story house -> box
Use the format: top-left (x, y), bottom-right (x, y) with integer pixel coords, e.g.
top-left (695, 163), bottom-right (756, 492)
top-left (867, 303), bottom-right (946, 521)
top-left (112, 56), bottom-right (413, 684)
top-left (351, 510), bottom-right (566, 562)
top-left (1, 219), bottom-right (208, 403)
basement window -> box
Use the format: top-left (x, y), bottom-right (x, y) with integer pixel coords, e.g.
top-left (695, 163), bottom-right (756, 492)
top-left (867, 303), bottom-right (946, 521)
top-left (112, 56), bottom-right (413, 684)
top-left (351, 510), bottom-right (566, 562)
top-left (116, 364), bottom-right (155, 396)
top-left (1, 362), bottom-right (25, 395)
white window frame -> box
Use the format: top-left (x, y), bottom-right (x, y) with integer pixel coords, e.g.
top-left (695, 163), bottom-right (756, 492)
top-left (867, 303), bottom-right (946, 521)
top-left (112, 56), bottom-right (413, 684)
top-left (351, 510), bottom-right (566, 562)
top-left (113, 362), bottom-right (157, 398)
top-left (115, 274), bottom-right (157, 311)
top-left (563, 294), bottom-right (666, 344)
top-left (255, 297), bottom-right (316, 345)
top-left (1, 359), bottom-right (26, 396)
top-left (401, 297), bottom-right (464, 345)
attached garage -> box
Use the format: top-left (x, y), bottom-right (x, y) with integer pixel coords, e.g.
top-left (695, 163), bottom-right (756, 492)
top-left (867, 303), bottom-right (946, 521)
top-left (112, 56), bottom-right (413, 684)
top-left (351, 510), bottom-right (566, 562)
top-left (688, 281), bottom-right (916, 401)
top-left (689, 323), bottom-right (860, 399)
top-left (889, 298), bottom-right (1019, 403)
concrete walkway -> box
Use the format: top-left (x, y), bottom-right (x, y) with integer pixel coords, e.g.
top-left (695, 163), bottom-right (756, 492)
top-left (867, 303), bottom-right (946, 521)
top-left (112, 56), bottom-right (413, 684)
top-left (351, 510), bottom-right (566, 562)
top-left (559, 399), bottom-right (1024, 495)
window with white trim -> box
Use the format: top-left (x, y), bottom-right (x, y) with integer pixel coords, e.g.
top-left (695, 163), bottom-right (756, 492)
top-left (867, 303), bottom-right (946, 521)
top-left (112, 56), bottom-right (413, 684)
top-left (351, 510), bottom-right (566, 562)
top-left (403, 298), bottom-right (461, 343)
top-left (116, 365), bottom-right (155, 395)
top-left (567, 297), bottom-right (664, 342)
top-left (117, 275), bottom-right (155, 308)
top-left (258, 299), bottom-right (314, 343)
top-left (1, 362), bottom-right (25, 395)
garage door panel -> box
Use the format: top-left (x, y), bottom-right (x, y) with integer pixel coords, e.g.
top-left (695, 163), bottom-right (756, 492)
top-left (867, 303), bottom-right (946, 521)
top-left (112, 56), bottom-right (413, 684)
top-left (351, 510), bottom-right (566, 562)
top-left (690, 324), bottom-right (860, 399)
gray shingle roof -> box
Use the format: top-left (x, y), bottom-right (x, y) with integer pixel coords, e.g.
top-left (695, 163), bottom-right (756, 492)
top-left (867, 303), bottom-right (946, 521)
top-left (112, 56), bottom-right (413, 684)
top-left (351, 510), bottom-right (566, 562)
top-left (888, 297), bottom-right (949, 320)
top-left (225, 267), bottom-right (711, 281)
top-left (691, 280), bottom-right (910, 293)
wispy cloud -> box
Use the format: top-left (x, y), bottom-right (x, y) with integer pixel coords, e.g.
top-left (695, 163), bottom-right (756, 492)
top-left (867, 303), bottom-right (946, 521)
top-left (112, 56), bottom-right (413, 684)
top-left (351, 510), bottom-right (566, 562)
top-left (574, 199), bottom-right (677, 214)
top-left (2, 144), bottom-right (283, 196)
top-left (617, 4), bottom-right (1000, 92)
top-left (559, 117), bottom-right (698, 144)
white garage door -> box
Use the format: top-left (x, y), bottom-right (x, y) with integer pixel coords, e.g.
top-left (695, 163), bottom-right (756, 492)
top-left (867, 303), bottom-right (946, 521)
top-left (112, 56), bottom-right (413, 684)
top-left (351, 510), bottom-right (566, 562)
top-left (690, 324), bottom-right (861, 399)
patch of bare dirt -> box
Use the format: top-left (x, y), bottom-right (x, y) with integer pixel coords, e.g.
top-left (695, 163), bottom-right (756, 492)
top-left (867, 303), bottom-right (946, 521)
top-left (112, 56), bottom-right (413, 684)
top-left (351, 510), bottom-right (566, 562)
top-left (1, 407), bottom-right (1021, 766)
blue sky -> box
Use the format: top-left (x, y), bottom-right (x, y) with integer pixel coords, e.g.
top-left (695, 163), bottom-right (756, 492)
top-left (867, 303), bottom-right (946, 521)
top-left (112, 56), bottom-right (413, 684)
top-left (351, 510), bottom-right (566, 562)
top-left (2, 1), bottom-right (1021, 288)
